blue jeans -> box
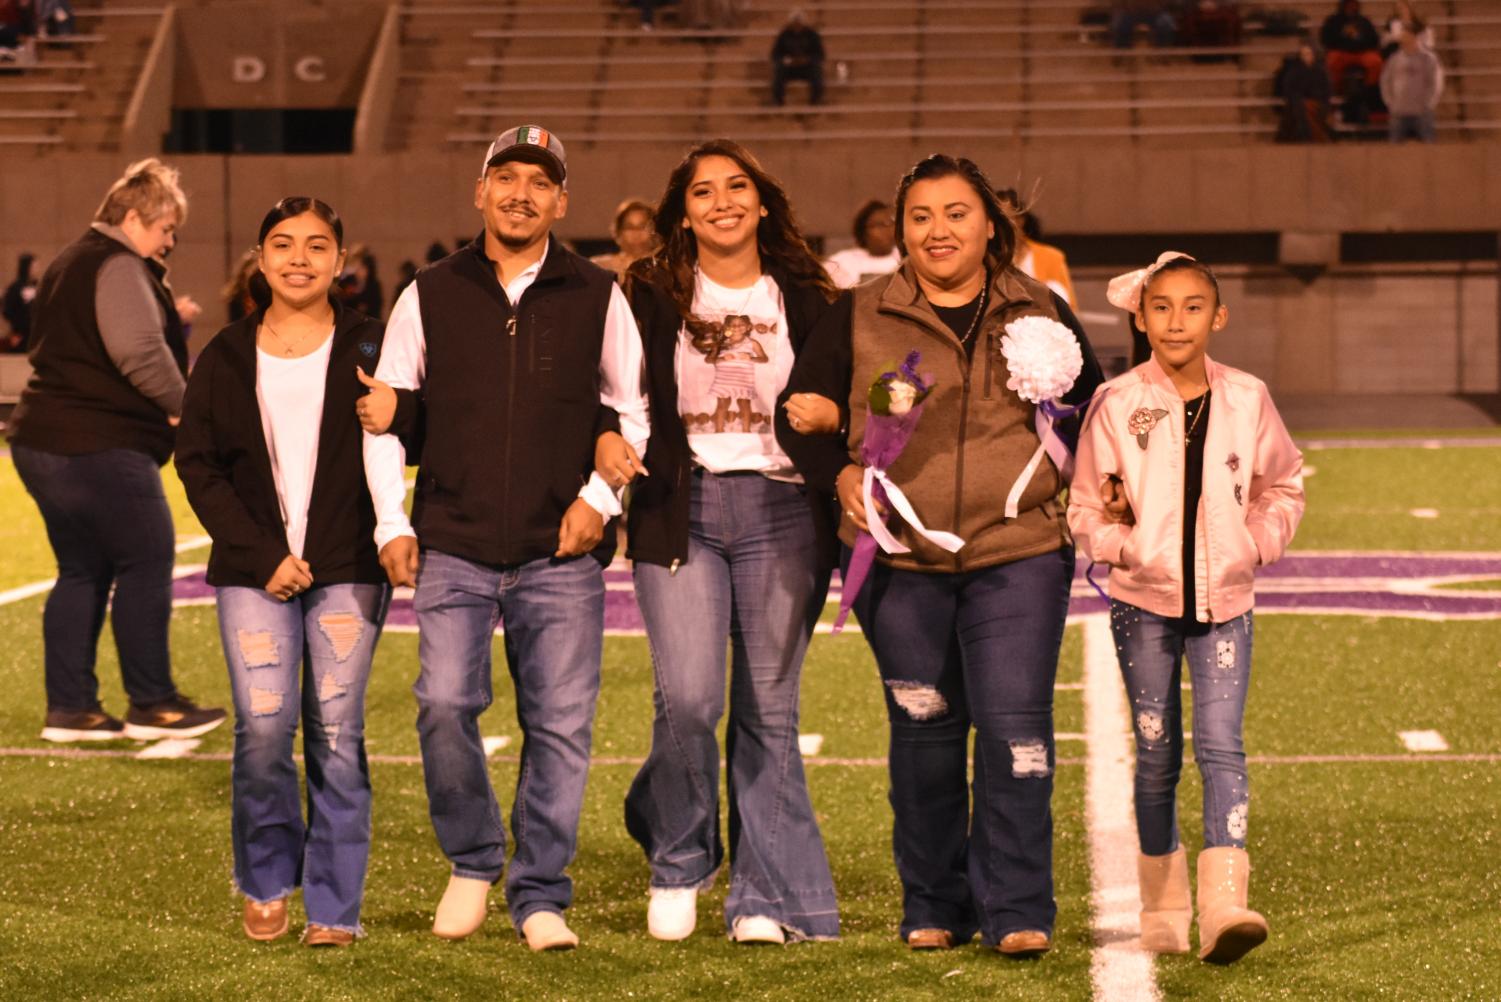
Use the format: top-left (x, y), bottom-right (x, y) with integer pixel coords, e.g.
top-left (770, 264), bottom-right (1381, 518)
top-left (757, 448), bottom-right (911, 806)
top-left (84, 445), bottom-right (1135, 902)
top-left (848, 547), bottom-right (1074, 945)
top-left (412, 548), bottom-right (604, 926)
top-left (1389, 112), bottom-right (1436, 143)
top-left (626, 471), bottom-right (838, 939)
top-left (12, 444), bottom-right (178, 711)
top-left (218, 583), bottom-right (389, 933)
top-left (1109, 601), bottom-right (1253, 855)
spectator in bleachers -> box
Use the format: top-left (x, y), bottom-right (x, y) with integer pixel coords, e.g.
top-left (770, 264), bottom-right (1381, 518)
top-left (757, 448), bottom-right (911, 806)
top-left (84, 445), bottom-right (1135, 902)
top-left (996, 189), bottom-right (1078, 309)
top-left (37, 0), bottom-right (71, 36)
top-left (1111, 0), bottom-right (1176, 49)
top-left (424, 240), bottom-right (447, 265)
top-left (1381, 23), bottom-right (1443, 142)
top-left (591, 198), bottom-right (657, 281)
top-left (0, 0), bottom-right (36, 58)
top-left (1274, 41), bottom-right (1334, 142)
top-left (337, 245), bottom-right (384, 319)
top-left (1178, 1), bottom-right (1242, 52)
top-left (1381, 1), bottom-right (1432, 55)
top-left (771, 10), bottom-right (825, 106)
top-left (1320, 0), bottom-right (1383, 89)
top-left (3, 252), bottom-right (37, 351)
top-left (220, 247), bottom-right (262, 323)
top-left (823, 200), bottom-right (900, 288)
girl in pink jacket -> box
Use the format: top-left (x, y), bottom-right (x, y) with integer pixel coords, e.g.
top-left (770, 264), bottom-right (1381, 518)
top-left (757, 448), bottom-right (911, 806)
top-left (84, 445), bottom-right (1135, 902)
top-left (1068, 253), bottom-right (1305, 965)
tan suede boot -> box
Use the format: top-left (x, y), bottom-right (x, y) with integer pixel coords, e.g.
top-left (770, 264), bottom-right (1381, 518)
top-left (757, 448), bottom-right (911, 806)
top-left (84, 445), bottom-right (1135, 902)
top-left (1137, 847), bottom-right (1191, 954)
top-left (1196, 847), bottom-right (1268, 964)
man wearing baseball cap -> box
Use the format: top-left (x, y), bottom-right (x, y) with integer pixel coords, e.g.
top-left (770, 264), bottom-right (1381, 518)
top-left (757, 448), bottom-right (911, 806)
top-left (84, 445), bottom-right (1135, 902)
top-left (361, 124), bottom-right (649, 951)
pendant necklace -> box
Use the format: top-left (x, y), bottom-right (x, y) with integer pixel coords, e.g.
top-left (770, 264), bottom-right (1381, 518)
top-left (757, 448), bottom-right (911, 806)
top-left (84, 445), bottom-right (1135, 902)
top-left (262, 321), bottom-right (310, 357)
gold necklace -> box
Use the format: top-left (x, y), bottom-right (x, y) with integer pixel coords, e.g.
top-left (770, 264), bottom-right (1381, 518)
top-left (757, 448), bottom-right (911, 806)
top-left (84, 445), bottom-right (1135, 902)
top-left (261, 321), bottom-right (312, 357)
top-left (1185, 388), bottom-right (1210, 440)
top-left (959, 279), bottom-right (990, 348)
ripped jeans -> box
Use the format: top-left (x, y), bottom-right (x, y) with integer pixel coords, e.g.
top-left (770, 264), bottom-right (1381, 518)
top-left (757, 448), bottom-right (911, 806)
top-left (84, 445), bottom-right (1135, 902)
top-left (848, 547), bottom-right (1073, 945)
top-left (217, 583), bottom-right (389, 933)
top-left (1109, 601), bottom-right (1252, 856)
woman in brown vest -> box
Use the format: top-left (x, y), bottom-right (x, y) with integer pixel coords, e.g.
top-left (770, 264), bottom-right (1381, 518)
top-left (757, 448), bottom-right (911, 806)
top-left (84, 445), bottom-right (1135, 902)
top-left (777, 154), bottom-right (1102, 957)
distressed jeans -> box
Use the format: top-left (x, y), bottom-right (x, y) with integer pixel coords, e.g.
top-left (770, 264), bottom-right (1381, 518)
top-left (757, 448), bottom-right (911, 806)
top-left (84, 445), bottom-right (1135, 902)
top-left (412, 548), bottom-right (604, 927)
top-left (848, 547), bottom-right (1074, 945)
top-left (218, 582), bottom-right (389, 933)
top-left (12, 444), bottom-right (178, 711)
top-left (626, 471), bottom-right (839, 939)
top-left (1109, 600), bottom-right (1253, 855)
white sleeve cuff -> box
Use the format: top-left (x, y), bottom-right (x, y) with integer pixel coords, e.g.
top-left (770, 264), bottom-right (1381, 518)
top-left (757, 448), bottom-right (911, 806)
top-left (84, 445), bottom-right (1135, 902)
top-left (578, 472), bottom-right (624, 519)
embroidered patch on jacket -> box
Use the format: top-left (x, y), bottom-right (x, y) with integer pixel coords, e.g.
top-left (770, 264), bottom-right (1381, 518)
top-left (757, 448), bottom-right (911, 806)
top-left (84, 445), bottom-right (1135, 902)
top-left (1128, 407), bottom-right (1170, 450)
top-left (358, 341), bottom-right (377, 358)
top-left (1226, 452), bottom-right (1241, 472)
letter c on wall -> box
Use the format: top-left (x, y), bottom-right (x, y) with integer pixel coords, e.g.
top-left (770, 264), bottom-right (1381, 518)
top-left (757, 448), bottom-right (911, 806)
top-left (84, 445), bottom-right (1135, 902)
top-left (294, 56), bottom-right (327, 83)
top-left (232, 56), bottom-right (266, 83)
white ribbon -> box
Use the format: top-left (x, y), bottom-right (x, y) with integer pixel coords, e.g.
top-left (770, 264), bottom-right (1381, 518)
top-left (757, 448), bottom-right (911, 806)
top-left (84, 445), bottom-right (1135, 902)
top-left (1004, 442), bottom-right (1050, 521)
top-left (863, 466), bottom-right (966, 555)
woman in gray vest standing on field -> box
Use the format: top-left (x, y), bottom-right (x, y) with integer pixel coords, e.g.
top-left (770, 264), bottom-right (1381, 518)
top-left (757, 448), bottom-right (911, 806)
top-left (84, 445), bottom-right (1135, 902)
top-left (777, 155), bottom-right (1102, 957)
top-left (8, 159), bottom-right (225, 745)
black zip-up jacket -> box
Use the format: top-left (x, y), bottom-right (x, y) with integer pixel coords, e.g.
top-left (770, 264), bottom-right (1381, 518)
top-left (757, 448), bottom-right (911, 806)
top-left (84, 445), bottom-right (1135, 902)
top-left (175, 301), bottom-right (386, 589)
top-left (623, 264), bottom-right (842, 570)
top-left (387, 235), bottom-right (621, 567)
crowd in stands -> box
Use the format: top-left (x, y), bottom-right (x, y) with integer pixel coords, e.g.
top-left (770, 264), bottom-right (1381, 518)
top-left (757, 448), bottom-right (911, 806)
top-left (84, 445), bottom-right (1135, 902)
top-left (0, 0), bottom-right (74, 63)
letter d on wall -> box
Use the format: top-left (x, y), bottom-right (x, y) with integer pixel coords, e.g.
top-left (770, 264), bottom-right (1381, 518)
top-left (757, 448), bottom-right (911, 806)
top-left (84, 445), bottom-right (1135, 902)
top-left (232, 56), bottom-right (267, 83)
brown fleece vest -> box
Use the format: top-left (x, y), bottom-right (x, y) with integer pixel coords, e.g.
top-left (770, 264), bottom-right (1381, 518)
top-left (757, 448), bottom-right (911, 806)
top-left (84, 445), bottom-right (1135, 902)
top-left (844, 263), bottom-right (1070, 573)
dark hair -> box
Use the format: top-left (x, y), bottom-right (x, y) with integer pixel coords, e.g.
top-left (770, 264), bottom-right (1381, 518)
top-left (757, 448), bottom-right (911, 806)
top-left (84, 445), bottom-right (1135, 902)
top-left (256, 196), bottom-right (344, 248)
top-left (15, 253), bottom-right (34, 283)
top-left (851, 199), bottom-right (891, 249)
top-left (425, 241), bottom-right (448, 264)
top-left (1142, 256), bottom-right (1222, 307)
top-left (631, 139), bottom-right (835, 326)
top-left (894, 155), bottom-right (1016, 272)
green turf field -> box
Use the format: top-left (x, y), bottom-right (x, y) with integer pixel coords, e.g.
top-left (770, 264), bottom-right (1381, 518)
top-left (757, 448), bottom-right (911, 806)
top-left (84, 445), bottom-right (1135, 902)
top-left (1, 444), bottom-right (1498, 1001)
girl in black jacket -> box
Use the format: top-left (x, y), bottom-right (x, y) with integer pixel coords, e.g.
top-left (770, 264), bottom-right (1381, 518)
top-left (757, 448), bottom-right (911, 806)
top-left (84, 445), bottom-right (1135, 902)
top-left (175, 198), bottom-right (387, 948)
top-left (599, 140), bottom-right (843, 945)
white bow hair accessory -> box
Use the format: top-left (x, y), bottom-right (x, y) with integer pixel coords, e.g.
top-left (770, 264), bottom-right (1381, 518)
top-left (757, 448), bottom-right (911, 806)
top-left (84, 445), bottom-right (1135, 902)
top-left (1105, 250), bottom-right (1195, 313)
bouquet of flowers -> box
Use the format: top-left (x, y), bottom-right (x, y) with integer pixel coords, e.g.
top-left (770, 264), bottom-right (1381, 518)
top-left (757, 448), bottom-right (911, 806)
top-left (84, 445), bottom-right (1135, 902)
top-left (833, 351), bottom-right (965, 633)
top-left (998, 315), bottom-right (1085, 519)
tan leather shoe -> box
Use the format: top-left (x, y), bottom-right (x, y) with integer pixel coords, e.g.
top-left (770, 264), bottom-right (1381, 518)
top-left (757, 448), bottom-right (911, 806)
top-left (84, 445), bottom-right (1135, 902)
top-left (432, 875), bottom-right (490, 940)
top-left (996, 929), bottom-right (1051, 957)
top-left (304, 925), bottom-right (356, 947)
top-left (521, 910), bottom-right (579, 952)
top-left (243, 898), bottom-right (289, 942)
top-left (906, 928), bottom-right (955, 950)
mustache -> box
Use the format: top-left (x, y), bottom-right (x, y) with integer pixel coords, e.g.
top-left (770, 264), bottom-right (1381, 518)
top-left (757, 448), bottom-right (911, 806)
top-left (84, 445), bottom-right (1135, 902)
top-left (497, 201), bottom-right (538, 217)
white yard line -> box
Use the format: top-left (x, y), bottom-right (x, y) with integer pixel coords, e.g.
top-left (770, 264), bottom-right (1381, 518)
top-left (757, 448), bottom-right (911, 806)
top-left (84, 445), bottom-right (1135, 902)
top-left (1083, 615), bottom-right (1160, 1002)
top-left (1397, 730), bottom-right (1450, 752)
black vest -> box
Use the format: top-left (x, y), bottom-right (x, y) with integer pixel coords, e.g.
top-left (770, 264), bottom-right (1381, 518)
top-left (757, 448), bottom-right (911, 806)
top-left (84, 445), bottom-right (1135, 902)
top-left (8, 228), bottom-right (186, 465)
top-left (412, 236), bottom-right (616, 566)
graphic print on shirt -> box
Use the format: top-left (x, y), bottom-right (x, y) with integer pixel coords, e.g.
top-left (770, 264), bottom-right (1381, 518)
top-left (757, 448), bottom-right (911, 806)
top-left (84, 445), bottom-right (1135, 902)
top-left (679, 312), bottom-right (778, 435)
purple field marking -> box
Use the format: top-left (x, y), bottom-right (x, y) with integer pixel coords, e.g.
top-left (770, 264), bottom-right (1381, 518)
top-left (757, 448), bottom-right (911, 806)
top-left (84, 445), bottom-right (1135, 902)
top-left (166, 551), bottom-right (1501, 631)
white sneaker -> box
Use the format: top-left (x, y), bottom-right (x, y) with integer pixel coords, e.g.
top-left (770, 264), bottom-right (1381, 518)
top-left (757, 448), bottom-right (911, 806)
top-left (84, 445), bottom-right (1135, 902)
top-left (731, 914), bottom-right (786, 945)
top-left (647, 886), bottom-right (698, 941)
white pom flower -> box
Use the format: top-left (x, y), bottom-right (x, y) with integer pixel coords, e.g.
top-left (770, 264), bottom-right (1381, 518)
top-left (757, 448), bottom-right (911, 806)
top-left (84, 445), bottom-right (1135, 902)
top-left (999, 315), bottom-right (1083, 404)
top-left (886, 380), bottom-right (918, 416)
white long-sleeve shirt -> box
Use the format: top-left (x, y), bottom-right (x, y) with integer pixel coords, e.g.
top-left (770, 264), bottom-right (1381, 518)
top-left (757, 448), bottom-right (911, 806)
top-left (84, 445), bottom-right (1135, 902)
top-left (362, 243), bottom-right (650, 551)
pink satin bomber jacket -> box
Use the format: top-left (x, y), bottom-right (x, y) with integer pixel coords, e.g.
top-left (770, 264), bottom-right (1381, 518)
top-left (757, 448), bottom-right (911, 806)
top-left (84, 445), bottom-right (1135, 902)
top-left (1067, 356), bottom-right (1306, 623)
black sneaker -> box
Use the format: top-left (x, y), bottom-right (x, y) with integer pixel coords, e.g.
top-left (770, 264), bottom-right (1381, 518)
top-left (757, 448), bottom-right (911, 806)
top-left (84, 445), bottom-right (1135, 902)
top-left (40, 706), bottom-right (126, 743)
top-left (123, 695), bottom-right (227, 741)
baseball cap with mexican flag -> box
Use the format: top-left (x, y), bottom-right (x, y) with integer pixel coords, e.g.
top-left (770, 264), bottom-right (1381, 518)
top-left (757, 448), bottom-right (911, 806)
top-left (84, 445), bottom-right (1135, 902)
top-left (483, 125), bottom-right (567, 188)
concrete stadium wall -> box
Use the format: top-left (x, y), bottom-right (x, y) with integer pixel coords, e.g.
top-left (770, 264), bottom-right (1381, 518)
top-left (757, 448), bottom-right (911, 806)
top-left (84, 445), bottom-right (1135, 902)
top-left (3, 144), bottom-right (1500, 395)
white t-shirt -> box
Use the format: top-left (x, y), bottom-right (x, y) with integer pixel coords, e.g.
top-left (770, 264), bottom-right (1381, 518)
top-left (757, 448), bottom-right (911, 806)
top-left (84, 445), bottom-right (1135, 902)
top-left (256, 334), bottom-right (333, 558)
top-left (673, 270), bottom-right (801, 482)
top-left (824, 246), bottom-right (901, 289)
